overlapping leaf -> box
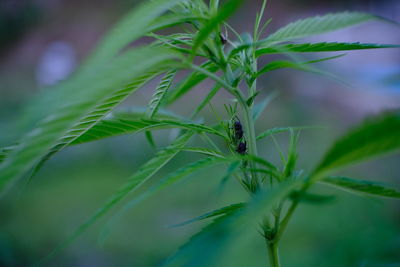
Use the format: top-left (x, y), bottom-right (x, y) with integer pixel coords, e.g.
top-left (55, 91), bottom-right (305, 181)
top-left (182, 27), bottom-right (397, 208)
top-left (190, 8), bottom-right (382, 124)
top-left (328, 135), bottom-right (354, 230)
top-left (165, 179), bottom-right (301, 266)
top-left (0, 47), bottom-right (181, 195)
top-left (99, 156), bottom-right (232, 242)
top-left (41, 132), bottom-right (193, 263)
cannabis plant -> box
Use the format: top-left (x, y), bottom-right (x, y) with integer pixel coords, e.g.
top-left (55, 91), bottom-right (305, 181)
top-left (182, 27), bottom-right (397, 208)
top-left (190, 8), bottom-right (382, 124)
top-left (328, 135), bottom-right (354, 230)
top-left (1, 0), bottom-right (399, 266)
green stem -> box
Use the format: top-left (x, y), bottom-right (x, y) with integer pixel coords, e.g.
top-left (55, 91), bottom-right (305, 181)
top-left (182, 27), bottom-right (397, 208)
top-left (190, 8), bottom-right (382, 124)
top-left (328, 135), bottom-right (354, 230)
top-left (237, 93), bottom-right (259, 185)
top-left (266, 240), bottom-right (280, 267)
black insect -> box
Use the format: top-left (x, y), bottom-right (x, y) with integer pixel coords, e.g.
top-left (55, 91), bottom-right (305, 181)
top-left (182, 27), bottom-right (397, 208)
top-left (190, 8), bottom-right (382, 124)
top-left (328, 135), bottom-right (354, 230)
top-left (233, 120), bottom-right (243, 140)
top-left (219, 33), bottom-right (227, 45)
top-left (236, 141), bottom-right (247, 155)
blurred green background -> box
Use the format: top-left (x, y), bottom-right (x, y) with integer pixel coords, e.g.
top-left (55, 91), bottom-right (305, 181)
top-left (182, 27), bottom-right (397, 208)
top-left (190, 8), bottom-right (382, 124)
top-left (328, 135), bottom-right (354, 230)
top-left (0, 0), bottom-right (400, 266)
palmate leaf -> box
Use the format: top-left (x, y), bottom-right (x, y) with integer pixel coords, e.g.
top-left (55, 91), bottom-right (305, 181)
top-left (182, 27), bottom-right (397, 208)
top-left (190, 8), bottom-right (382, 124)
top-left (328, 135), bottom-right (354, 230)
top-left (0, 46), bottom-right (181, 195)
top-left (256, 42), bottom-right (400, 56)
top-left (262, 12), bottom-right (376, 44)
top-left (314, 111), bottom-right (400, 176)
top-left (99, 156), bottom-right (233, 242)
top-left (71, 116), bottom-right (226, 145)
top-left (40, 132), bottom-right (193, 263)
top-left (321, 176), bottom-right (400, 199)
top-left (165, 179), bottom-right (302, 267)
top-left (169, 202), bottom-right (245, 228)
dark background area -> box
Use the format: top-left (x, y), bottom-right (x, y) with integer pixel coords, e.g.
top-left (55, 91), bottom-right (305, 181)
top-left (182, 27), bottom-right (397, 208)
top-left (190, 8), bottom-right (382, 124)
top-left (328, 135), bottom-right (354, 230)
top-left (0, 0), bottom-right (399, 266)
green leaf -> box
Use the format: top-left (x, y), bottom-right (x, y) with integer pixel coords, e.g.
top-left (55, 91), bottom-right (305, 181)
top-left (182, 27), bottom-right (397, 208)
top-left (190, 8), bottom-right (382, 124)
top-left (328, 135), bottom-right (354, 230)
top-left (314, 111), bottom-right (400, 176)
top-left (40, 132), bottom-right (193, 263)
top-left (242, 154), bottom-right (278, 172)
top-left (252, 91), bottom-right (278, 121)
top-left (145, 131), bottom-right (157, 148)
top-left (181, 147), bottom-right (225, 158)
top-left (99, 156), bottom-right (231, 242)
top-left (283, 129), bottom-right (299, 179)
top-left (256, 42), bottom-right (400, 56)
top-left (192, 0), bottom-right (242, 54)
top-left (169, 203), bottom-right (245, 228)
top-left (257, 54), bottom-right (344, 76)
top-left (146, 13), bottom-right (205, 33)
top-left (0, 146), bottom-right (14, 164)
top-left (71, 116), bottom-right (226, 145)
top-left (166, 61), bottom-right (219, 105)
top-left (219, 161), bottom-right (241, 189)
top-left (290, 191), bottom-right (335, 204)
top-left (165, 179), bottom-right (302, 266)
top-left (0, 46), bottom-right (181, 195)
top-left (262, 12), bottom-right (376, 44)
top-left (32, 71), bottom-right (160, 178)
top-left (82, 0), bottom-right (184, 70)
top-left (257, 126), bottom-right (322, 140)
top-left (144, 68), bottom-right (176, 150)
top-left (191, 83), bottom-right (222, 118)
top-left (148, 70), bottom-right (177, 118)
top-left (321, 176), bottom-right (400, 199)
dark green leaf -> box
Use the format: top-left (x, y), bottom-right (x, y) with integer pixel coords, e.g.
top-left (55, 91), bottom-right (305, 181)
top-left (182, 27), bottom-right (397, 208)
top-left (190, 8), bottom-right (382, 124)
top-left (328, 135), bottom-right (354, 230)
top-left (169, 203), bottom-right (245, 228)
top-left (314, 111), bottom-right (400, 176)
top-left (321, 176), bottom-right (400, 199)
top-left (256, 42), bottom-right (400, 56)
top-left (290, 191), bottom-right (336, 204)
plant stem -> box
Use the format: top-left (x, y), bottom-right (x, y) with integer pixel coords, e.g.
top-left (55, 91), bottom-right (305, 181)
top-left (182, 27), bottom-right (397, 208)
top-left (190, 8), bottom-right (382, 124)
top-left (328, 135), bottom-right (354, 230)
top-left (266, 240), bottom-right (280, 267)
